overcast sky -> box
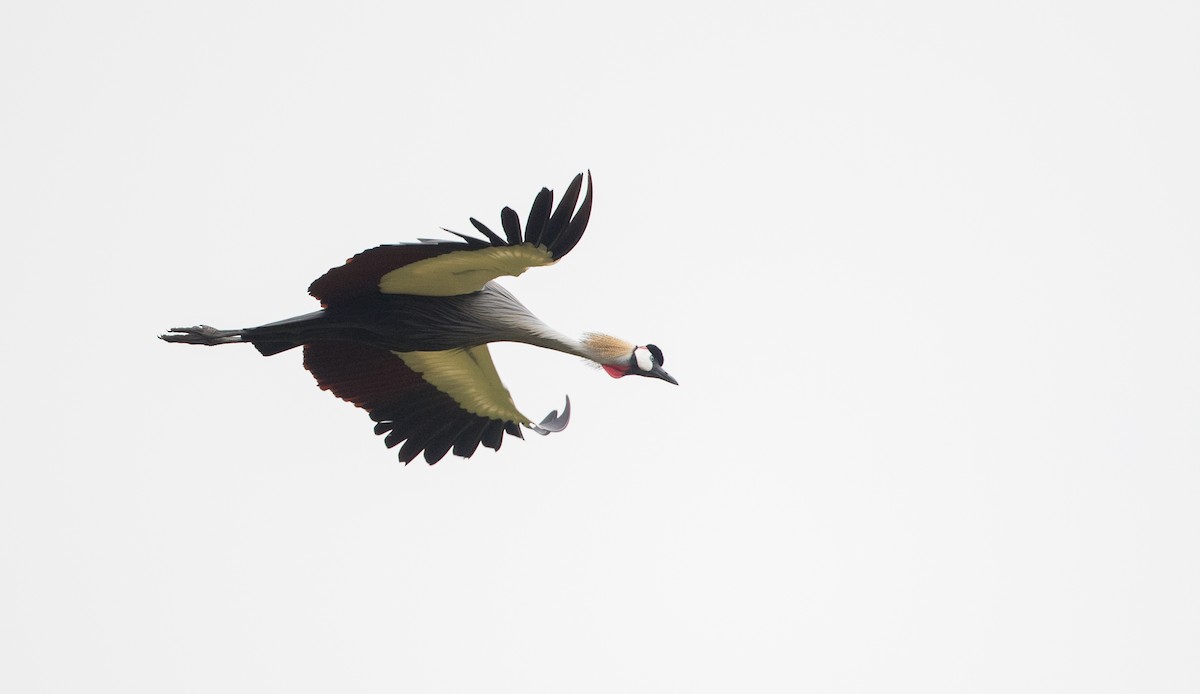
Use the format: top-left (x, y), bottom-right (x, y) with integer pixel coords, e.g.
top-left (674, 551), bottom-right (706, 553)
top-left (3, 1), bottom-right (1198, 692)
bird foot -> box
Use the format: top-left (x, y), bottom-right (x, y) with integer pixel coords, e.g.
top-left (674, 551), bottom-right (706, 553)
top-left (159, 325), bottom-right (243, 345)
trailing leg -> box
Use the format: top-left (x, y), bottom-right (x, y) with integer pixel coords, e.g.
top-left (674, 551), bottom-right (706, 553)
top-left (161, 311), bottom-right (328, 355)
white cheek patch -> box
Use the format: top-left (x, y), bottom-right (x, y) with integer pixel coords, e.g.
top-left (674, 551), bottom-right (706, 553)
top-left (634, 346), bottom-right (654, 372)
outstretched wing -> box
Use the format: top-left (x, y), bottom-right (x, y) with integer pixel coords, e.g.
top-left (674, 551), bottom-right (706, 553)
top-left (309, 172), bottom-right (593, 305)
top-left (303, 341), bottom-right (570, 464)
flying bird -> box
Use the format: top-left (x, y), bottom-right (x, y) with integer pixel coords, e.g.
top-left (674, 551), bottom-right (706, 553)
top-left (160, 172), bottom-right (677, 464)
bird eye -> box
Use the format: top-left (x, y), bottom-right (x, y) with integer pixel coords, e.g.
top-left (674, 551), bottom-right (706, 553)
top-left (646, 344), bottom-right (664, 366)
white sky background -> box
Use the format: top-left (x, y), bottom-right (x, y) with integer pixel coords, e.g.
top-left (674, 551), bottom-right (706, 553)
top-left (2, 1), bottom-right (1198, 691)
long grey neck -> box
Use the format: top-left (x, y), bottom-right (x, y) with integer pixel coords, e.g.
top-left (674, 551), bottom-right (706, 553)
top-left (476, 283), bottom-right (599, 363)
top-left (515, 322), bottom-right (593, 360)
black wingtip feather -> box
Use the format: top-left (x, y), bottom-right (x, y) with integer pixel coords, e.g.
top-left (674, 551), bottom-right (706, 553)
top-left (422, 429), bottom-right (458, 464)
top-left (452, 420), bottom-right (488, 459)
top-left (482, 420), bottom-right (505, 451)
top-left (524, 188), bottom-right (553, 247)
top-left (551, 171), bottom-right (592, 260)
top-left (542, 173), bottom-right (584, 250)
top-left (398, 426), bottom-right (435, 463)
top-left (468, 218), bottom-right (506, 246)
top-left (423, 417), bottom-right (481, 465)
top-left (500, 207), bottom-right (522, 245)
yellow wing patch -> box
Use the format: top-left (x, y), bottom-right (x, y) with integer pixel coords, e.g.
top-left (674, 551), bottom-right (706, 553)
top-left (379, 245), bottom-right (555, 297)
top-left (396, 346), bottom-right (531, 424)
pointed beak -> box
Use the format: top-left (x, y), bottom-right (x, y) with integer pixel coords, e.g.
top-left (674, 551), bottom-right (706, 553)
top-left (649, 364), bottom-right (679, 385)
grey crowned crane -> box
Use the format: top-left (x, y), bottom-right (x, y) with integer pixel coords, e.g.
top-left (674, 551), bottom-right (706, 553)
top-left (160, 172), bottom-right (677, 464)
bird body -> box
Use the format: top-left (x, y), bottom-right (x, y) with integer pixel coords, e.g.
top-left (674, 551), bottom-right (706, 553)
top-left (161, 173), bottom-right (676, 464)
top-left (245, 283), bottom-right (558, 355)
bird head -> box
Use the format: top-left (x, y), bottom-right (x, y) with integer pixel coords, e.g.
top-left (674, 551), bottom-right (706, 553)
top-left (583, 333), bottom-right (677, 385)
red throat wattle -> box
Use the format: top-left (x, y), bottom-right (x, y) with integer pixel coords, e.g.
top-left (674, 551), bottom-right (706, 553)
top-left (602, 364), bottom-right (628, 379)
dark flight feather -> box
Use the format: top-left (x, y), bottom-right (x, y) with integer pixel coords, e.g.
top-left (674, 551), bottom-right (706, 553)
top-left (302, 340), bottom-right (525, 464)
top-left (523, 188), bottom-right (553, 247)
top-left (551, 172), bottom-right (593, 260)
top-left (468, 218), bottom-right (505, 246)
top-left (500, 207), bottom-right (522, 245)
top-left (543, 174), bottom-right (582, 248)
